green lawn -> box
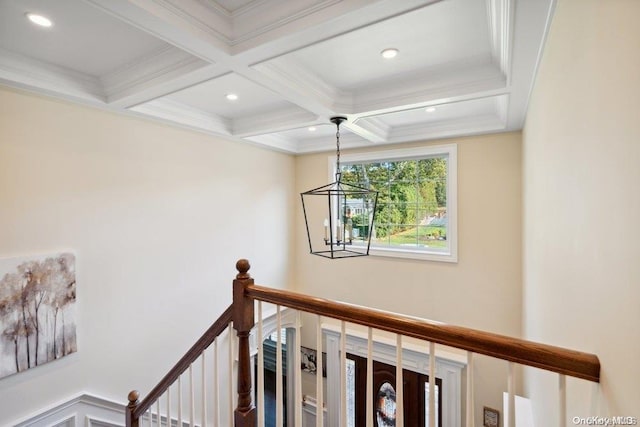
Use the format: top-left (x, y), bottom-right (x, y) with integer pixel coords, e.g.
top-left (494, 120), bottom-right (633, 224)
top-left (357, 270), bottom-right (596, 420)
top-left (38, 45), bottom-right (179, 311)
top-left (376, 226), bottom-right (447, 248)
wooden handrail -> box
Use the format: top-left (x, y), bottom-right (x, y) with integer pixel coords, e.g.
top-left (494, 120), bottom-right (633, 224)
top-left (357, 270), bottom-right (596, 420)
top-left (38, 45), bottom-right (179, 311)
top-left (246, 284), bottom-right (600, 383)
top-left (131, 304), bottom-right (233, 419)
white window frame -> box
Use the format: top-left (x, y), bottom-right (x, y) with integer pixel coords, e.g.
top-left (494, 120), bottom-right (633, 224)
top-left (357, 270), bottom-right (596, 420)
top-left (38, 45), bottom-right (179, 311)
top-left (329, 144), bottom-right (457, 263)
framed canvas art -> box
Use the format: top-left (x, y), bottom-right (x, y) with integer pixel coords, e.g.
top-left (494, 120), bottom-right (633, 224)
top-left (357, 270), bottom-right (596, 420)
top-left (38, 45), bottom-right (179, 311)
top-left (0, 253), bottom-right (77, 379)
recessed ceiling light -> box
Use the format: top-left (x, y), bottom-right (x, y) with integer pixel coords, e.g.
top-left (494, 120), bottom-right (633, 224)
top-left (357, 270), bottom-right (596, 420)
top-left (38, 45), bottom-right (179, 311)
top-left (425, 107), bottom-right (436, 113)
top-left (308, 126), bottom-right (317, 132)
top-left (26, 13), bottom-right (53, 28)
top-left (381, 48), bottom-right (399, 59)
top-left (225, 93), bottom-right (238, 101)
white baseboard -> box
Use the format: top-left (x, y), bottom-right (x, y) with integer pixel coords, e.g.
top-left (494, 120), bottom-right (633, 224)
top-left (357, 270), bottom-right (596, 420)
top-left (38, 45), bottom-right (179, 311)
top-left (10, 394), bottom-right (125, 427)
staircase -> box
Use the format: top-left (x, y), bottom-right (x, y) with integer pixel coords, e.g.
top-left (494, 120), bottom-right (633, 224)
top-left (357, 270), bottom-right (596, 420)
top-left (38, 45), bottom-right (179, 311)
top-left (125, 259), bottom-right (600, 427)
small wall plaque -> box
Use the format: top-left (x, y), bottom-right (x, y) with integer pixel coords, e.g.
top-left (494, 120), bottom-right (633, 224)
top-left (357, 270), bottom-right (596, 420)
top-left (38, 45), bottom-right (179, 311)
top-left (483, 406), bottom-right (499, 427)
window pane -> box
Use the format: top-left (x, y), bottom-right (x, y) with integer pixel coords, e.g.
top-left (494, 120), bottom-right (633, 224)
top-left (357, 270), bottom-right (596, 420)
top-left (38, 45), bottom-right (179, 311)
top-left (424, 382), bottom-right (440, 427)
top-left (346, 359), bottom-right (355, 427)
top-left (339, 148), bottom-right (452, 259)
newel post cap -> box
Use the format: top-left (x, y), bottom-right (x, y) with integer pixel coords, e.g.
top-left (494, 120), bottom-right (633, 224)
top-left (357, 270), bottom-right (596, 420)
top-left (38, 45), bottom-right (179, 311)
top-left (128, 390), bottom-right (140, 405)
top-left (236, 259), bottom-right (251, 279)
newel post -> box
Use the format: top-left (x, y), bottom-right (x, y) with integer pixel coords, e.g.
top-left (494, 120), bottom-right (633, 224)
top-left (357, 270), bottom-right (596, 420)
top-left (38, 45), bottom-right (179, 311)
top-left (125, 390), bottom-right (140, 427)
top-left (233, 259), bottom-right (257, 427)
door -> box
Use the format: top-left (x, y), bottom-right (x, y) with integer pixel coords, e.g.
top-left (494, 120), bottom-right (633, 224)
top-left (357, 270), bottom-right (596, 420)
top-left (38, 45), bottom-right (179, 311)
top-left (348, 354), bottom-right (442, 427)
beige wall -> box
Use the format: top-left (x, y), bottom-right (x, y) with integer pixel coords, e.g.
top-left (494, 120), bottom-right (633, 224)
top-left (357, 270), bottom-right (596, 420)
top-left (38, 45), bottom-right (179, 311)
top-left (523, 0), bottom-right (640, 421)
top-left (294, 132), bottom-right (523, 420)
top-left (0, 87), bottom-right (295, 423)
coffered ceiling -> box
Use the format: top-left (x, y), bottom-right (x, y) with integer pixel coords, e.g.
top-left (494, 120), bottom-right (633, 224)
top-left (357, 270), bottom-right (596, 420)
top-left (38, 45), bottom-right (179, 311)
top-left (0, 0), bottom-right (555, 153)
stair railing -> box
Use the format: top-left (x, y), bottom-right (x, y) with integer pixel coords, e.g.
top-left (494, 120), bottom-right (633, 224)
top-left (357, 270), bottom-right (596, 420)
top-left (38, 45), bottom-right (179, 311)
top-left (126, 259), bottom-right (600, 427)
top-left (126, 304), bottom-right (234, 427)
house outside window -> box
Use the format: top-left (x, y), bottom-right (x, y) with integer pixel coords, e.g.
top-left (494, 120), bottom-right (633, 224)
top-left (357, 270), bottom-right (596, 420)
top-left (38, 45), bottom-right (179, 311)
top-left (332, 144), bottom-right (457, 262)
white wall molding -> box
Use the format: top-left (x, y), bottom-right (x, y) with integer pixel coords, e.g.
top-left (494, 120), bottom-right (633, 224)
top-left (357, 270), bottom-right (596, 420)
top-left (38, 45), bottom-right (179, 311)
top-left (301, 396), bottom-right (328, 427)
top-left (11, 394), bottom-right (125, 427)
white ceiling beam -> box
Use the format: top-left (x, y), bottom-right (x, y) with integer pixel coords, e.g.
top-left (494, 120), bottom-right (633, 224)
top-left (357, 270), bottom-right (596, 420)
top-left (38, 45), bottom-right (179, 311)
top-left (84, 0), bottom-right (232, 62)
top-left (102, 46), bottom-right (216, 108)
top-left (346, 117), bottom-right (389, 143)
top-left (249, 58), bottom-right (340, 115)
top-left (232, 0), bottom-right (441, 61)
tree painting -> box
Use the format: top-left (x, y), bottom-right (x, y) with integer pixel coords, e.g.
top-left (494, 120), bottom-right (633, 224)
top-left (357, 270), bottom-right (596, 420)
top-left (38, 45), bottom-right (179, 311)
top-left (0, 253), bottom-right (76, 379)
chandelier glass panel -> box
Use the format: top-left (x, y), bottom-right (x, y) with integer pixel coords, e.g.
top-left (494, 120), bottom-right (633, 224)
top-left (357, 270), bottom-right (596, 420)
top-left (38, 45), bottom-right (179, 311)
top-left (301, 117), bottom-right (378, 259)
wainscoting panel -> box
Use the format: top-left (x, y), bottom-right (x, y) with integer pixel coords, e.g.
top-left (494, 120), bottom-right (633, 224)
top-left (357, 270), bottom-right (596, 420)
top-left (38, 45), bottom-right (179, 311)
top-left (11, 394), bottom-right (124, 427)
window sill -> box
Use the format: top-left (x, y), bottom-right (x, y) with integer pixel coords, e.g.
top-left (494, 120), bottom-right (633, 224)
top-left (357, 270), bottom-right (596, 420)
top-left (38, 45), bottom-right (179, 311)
top-left (369, 247), bottom-right (458, 263)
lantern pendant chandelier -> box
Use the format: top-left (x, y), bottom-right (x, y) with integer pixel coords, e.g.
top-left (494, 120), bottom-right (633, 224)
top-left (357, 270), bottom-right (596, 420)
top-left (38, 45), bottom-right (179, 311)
top-left (301, 117), bottom-right (379, 259)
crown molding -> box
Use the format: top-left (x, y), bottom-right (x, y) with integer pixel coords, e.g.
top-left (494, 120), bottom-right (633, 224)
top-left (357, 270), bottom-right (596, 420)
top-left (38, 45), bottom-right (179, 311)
top-left (131, 98), bottom-right (231, 134)
top-left (387, 113), bottom-right (506, 143)
top-left (102, 46), bottom-right (210, 105)
top-left (230, 0), bottom-right (342, 46)
top-left (245, 133), bottom-right (299, 153)
top-left (294, 132), bottom-right (372, 154)
top-left (232, 106), bottom-right (318, 137)
top-left (486, 0), bottom-right (515, 81)
top-left (352, 64), bottom-right (507, 114)
top-left (84, 0), bottom-right (231, 60)
top-left (149, 0), bottom-right (232, 44)
top-left (0, 48), bottom-right (105, 103)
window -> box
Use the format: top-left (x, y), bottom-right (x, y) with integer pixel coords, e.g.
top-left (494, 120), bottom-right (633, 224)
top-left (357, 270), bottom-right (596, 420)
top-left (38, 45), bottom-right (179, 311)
top-left (332, 144), bottom-right (457, 262)
top-left (268, 328), bottom-right (287, 344)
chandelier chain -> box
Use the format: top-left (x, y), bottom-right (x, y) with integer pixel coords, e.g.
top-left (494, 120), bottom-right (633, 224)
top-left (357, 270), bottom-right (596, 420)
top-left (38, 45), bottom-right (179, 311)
top-left (336, 123), bottom-right (341, 174)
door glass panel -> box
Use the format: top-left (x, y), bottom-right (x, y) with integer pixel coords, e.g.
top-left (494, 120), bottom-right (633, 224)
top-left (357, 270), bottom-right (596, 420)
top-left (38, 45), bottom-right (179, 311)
top-left (424, 382), bottom-right (440, 427)
top-left (346, 358), bottom-right (355, 427)
top-left (376, 382), bottom-right (397, 426)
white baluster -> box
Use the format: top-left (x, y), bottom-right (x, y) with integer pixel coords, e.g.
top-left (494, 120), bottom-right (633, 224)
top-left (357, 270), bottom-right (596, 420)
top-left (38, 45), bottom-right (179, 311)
top-left (466, 352), bottom-right (474, 427)
top-left (156, 400), bottom-right (160, 427)
top-left (428, 342), bottom-right (436, 427)
top-left (189, 364), bottom-right (195, 427)
top-left (341, 321), bottom-right (348, 427)
top-left (507, 362), bottom-right (516, 427)
top-left (316, 315), bottom-right (324, 427)
top-left (148, 408), bottom-right (152, 427)
top-left (202, 352), bottom-right (207, 427)
top-left (559, 374), bottom-right (566, 427)
top-left (276, 306), bottom-right (283, 427)
top-left (295, 310), bottom-right (303, 426)
top-left (178, 375), bottom-right (182, 427)
top-left (396, 335), bottom-right (404, 427)
top-left (228, 322), bottom-right (234, 427)
top-left (167, 386), bottom-right (171, 427)
top-left (366, 327), bottom-right (373, 427)
top-left (214, 338), bottom-right (220, 427)
top-left (257, 302), bottom-right (265, 427)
